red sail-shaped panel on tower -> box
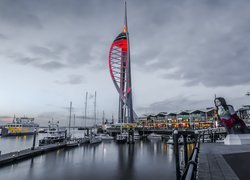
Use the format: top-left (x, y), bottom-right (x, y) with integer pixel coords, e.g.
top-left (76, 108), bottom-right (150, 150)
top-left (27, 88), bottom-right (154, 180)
top-left (108, 31), bottom-right (128, 102)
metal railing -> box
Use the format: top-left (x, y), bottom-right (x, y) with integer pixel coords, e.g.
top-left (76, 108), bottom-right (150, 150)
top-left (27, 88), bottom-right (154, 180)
top-left (181, 137), bottom-right (200, 180)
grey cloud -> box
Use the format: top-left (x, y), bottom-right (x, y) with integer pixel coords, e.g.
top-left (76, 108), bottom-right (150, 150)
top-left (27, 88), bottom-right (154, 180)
top-left (131, 0), bottom-right (250, 87)
top-left (15, 57), bottom-right (40, 65)
top-left (55, 75), bottom-right (84, 85)
top-left (29, 46), bottom-right (61, 59)
top-left (0, 0), bottom-right (42, 28)
top-left (1, 0), bottom-right (250, 88)
top-left (34, 61), bottom-right (66, 71)
top-left (137, 96), bottom-right (213, 114)
top-left (0, 33), bottom-right (8, 40)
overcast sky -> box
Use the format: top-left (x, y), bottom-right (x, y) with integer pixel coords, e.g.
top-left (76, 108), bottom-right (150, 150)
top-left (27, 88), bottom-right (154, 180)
top-left (0, 0), bottom-right (250, 125)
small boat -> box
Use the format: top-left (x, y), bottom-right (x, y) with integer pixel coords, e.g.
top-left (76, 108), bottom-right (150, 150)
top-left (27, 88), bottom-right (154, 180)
top-left (96, 133), bottom-right (114, 140)
top-left (38, 128), bottom-right (46, 133)
top-left (89, 136), bottom-right (102, 144)
top-left (147, 133), bottom-right (162, 140)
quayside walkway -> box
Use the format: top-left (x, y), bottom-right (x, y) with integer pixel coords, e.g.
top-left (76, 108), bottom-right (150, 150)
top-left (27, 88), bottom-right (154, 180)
top-left (0, 143), bottom-right (66, 167)
top-left (198, 143), bottom-right (250, 180)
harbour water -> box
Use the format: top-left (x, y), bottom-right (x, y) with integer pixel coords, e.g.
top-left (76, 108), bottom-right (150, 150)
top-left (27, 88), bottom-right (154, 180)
top-left (0, 131), bottom-right (194, 180)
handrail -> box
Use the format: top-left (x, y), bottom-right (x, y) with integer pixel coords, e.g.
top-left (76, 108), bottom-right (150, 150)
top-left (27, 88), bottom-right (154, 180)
top-left (181, 136), bottom-right (200, 180)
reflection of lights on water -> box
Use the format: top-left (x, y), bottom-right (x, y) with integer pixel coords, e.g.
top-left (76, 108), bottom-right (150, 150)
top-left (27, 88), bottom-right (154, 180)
top-left (154, 143), bottom-right (157, 156)
top-left (168, 145), bottom-right (173, 162)
top-left (140, 141), bottom-right (144, 155)
top-left (24, 136), bottom-right (27, 140)
top-left (103, 147), bottom-right (106, 158)
top-left (163, 143), bottom-right (167, 156)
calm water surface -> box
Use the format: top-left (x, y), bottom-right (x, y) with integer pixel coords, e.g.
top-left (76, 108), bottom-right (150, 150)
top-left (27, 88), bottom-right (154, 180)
top-left (0, 132), bottom-right (193, 180)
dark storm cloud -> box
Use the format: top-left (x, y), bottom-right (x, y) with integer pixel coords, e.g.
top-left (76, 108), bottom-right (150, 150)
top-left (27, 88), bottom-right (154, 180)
top-left (137, 96), bottom-right (213, 113)
top-left (55, 75), bottom-right (84, 85)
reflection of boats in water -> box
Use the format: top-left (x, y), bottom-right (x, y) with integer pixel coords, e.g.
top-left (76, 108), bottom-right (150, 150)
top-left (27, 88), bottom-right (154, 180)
top-left (167, 136), bottom-right (194, 145)
top-left (2, 117), bottom-right (39, 136)
top-left (39, 122), bottom-right (66, 146)
top-left (147, 133), bottom-right (162, 140)
top-left (116, 133), bottom-right (128, 144)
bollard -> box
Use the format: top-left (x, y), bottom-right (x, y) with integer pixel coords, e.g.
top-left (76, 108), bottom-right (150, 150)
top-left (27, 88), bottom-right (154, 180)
top-left (31, 128), bottom-right (37, 150)
top-left (202, 131), bottom-right (205, 143)
top-left (174, 130), bottom-right (181, 180)
top-left (194, 130), bottom-right (199, 143)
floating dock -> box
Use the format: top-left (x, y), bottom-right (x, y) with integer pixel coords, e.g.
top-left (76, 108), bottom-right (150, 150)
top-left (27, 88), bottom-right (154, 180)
top-left (0, 143), bottom-right (66, 167)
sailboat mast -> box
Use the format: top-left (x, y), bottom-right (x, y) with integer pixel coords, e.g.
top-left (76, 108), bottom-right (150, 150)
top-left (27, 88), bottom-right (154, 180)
top-left (73, 114), bottom-right (75, 138)
top-left (84, 92), bottom-right (88, 127)
top-left (94, 91), bottom-right (97, 127)
top-left (69, 101), bottom-right (72, 138)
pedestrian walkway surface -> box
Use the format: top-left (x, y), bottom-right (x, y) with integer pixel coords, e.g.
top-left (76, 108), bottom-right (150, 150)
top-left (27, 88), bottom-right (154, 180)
top-left (198, 143), bottom-right (250, 180)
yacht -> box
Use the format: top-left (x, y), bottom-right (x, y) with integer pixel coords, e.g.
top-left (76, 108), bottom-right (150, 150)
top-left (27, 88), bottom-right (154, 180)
top-left (89, 135), bottom-right (102, 144)
top-left (39, 122), bottom-right (66, 146)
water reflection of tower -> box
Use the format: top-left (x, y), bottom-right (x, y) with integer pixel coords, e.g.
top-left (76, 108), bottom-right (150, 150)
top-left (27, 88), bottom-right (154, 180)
top-left (117, 144), bottom-right (135, 180)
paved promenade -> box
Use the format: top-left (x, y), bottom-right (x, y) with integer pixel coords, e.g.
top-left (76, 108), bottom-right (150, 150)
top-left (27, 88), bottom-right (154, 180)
top-left (198, 143), bottom-right (250, 180)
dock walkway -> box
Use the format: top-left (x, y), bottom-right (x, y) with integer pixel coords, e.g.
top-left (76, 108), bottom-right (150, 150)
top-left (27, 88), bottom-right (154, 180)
top-left (198, 143), bottom-right (250, 180)
top-left (0, 143), bottom-right (66, 167)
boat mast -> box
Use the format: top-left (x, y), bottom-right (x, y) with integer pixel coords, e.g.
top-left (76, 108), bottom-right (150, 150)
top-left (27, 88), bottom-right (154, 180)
top-left (84, 92), bottom-right (88, 127)
top-left (73, 114), bottom-right (75, 138)
top-left (94, 91), bottom-right (97, 127)
top-left (69, 101), bottom-right (72, 139)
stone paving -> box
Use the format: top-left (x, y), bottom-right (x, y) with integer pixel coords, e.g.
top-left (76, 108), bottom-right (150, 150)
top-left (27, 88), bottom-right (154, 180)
top-left (198, 143), bottom-right (250, 180)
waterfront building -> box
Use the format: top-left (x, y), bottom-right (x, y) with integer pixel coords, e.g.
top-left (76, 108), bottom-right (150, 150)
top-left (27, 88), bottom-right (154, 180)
top-left (138, 108), bottom-right (216, 130)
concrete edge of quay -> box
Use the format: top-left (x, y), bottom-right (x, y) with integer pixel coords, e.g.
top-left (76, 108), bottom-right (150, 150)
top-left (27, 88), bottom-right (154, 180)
top-left (197, 143), bottom-right (250, 180)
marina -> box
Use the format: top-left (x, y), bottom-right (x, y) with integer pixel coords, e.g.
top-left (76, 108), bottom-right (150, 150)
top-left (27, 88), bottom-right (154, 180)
top-left (1, 0), bottom-right (250, 179)
top-left (0, 130), bottom-right (195, 180)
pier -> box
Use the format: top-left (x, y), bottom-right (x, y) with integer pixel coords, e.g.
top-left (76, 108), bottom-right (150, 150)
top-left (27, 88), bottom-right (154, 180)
top-left (0, 143), bottom-right (66, 167)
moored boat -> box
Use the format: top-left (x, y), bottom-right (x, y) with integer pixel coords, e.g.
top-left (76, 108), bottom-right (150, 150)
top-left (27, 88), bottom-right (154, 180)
top-left (2, 117), bottom-right (39, 136)
top-left (39, 122), bottom-right (66, 146)
top-left (89, 136), bottom-right (102, 144)
top-left (96, 133), bottom-right (114, 140)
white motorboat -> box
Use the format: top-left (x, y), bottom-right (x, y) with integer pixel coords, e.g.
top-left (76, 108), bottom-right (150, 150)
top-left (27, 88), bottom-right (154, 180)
top-left (147, 133), bottom-right (162, 140)
top-left (96, 133), bottom-right (114, 140)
